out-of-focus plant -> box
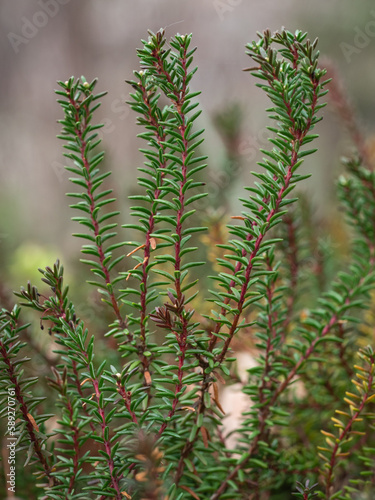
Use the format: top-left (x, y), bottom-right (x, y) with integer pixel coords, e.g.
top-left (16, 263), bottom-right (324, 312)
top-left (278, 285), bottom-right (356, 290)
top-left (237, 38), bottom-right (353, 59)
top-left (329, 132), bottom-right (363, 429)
top-left (1, 28), bottom-right (375, 500)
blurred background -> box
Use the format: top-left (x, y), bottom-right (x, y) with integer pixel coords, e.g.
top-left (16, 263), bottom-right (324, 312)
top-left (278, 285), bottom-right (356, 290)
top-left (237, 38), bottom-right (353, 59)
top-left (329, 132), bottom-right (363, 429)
top-left (1, 0), bottom-right (375, 294)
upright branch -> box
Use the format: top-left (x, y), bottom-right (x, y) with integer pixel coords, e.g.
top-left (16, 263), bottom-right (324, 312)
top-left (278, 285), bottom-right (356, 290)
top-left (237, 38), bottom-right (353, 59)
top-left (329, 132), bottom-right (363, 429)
top-left (0, 307), bottom-right (58, 487)
top-left (209, 29), bottom-right (327, 363)
top-left (125, 29), bottom-right (208, 440)
top-left (149, 32), bottom-right (201, 434)
top-left (56, 78), bottom-right (127, 333)
top-left (318, 347), bottom-right (375, 499)
top-left (55, 318), bottom-right (124, 498)
top-left (176, 29), bottom-right (329, 491)
top-left (16, 262), bottom-right (131, 498)
top-left (123, 69), bottom-right (170, 387)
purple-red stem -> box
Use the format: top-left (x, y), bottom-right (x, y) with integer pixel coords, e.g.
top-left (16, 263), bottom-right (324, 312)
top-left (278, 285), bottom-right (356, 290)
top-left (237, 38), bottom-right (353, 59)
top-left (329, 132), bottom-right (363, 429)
top-left (116, 380), bottom-right (138, 424)
top-left (0, 337), bottom-right (58, 486)
top-left (176, 41), bottom-right (320, 489)
top-left (90, 376), bottom-right (122, 499)
top-left (151, 39), bottom-right (191, 437)
top-left (136, 80), bottom-right (167, 387)
top-left (51, 275), bottom-right (97, 432)
top-left (212, 264), bottom-right (375, 498)
top-left (68, 90), bottom-right (127, 334)
top-left (51, 273), bottom-right (123, 497)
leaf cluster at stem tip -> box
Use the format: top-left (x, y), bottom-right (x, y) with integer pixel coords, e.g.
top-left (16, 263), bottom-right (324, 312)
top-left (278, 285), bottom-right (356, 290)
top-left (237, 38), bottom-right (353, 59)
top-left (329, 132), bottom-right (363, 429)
top-left (2, 27), bottom-right (375, 500)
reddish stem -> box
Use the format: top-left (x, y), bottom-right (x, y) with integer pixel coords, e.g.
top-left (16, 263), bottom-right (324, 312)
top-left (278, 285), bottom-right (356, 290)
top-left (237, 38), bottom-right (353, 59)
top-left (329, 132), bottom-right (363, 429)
top-left (151, 37), bottom-right (192, 436)
top-left (134, 80), bottom-right (173, 394)
top-left (116, 380), bottom-right (138, 424)
top-left (90, 376), bottom-right (122, 499)
top-left (176, 40), bottom-right (321, 490)
top-left (0, 336), bottom-right (58, 486)
top-left (68, 90), bottom-right (127, 334)
top-left (52, 284), bottom-right (123, 498)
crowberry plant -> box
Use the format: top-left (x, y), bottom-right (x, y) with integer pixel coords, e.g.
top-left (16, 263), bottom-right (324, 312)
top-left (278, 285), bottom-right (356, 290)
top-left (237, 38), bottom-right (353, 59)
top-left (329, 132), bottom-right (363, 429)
top-left (1, 28), bottom-right (375, 500)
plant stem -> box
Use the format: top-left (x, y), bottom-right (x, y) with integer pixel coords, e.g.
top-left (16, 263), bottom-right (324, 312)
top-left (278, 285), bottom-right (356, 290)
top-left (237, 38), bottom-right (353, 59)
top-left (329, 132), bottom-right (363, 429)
top-left (68, 89), bottom-right (127, 333)
top-left (324, 356), bottom-right (374, 499)
top-left (0, 336), bottom-right (58, 486)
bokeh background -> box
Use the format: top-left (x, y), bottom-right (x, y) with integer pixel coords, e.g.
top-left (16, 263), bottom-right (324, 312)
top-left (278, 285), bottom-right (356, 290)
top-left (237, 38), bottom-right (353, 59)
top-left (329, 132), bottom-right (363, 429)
top-left (1, 0), bottom-right (375, 294)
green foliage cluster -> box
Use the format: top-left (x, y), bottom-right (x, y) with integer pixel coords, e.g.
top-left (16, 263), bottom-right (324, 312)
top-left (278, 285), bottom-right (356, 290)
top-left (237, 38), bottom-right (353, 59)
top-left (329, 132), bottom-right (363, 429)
top-left (1, 28), bottom-right (375, 500)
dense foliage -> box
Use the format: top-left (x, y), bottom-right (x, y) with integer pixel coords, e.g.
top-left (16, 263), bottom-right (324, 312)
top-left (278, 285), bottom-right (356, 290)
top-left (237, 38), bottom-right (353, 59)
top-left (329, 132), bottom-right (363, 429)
top-left (1, 28), bottom-right (375, 500)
